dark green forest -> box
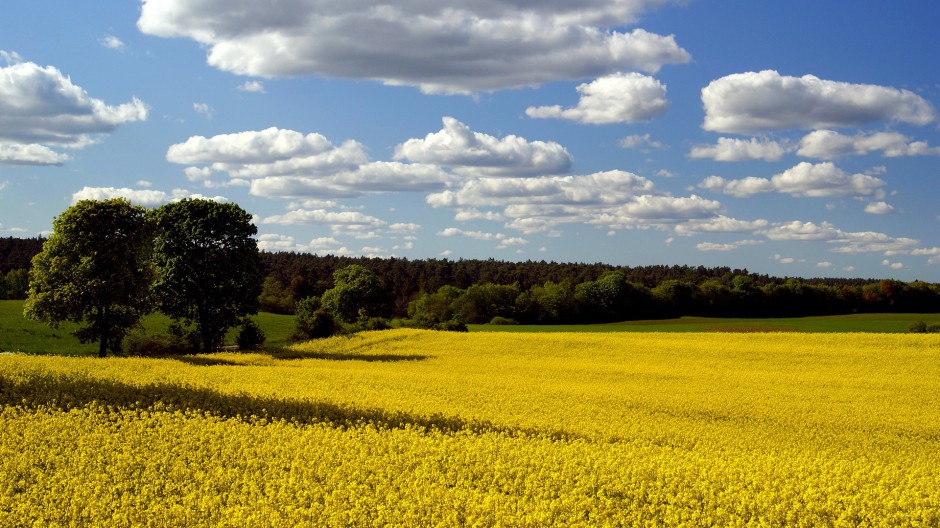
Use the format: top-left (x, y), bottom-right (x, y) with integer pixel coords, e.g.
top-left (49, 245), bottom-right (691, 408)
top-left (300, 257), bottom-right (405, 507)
top-left (4, 237), bottom-right (940, 324)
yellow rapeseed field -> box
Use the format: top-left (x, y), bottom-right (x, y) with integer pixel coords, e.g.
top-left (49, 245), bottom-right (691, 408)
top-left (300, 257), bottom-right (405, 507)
top-left (1, 330), bottom-right (939, 526)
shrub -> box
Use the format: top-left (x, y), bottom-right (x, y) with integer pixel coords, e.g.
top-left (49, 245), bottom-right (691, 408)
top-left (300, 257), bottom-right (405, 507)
top-left (124, 332), bottom-right (191, 357)
top-left (489, 316), bottom-right (519, 326)
top-left (909, 320), bottom-right (927, 333)
top-left (358, 317), bottom-right (391, 331)
top-left (928, 324), bottom-right (940, 334)
top-left (436, 318), bottom-right (468, 332)
top-left (236, 319), bottom-right (266, 350)
top-left (293, 298), bottom-right (339, 340)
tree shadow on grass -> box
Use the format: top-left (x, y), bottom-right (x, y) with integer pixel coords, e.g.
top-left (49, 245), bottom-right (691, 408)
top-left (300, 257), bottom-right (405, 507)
top-left (0, 371), bottom-right (567, 440)
top-left (268, 348), bottom-right (433, 362)
top-left (166, 348), bottom-right (433, 366)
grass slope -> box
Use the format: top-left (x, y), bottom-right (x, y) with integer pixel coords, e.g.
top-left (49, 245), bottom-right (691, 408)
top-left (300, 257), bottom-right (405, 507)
top-left (0, 300), bottom-right (294, 355)
top-left (470, 312), bottom-right (940, 333)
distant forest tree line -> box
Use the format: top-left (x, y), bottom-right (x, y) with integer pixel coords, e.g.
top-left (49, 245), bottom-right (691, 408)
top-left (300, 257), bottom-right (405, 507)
top-left (5, 236), bottom-right (940, 325)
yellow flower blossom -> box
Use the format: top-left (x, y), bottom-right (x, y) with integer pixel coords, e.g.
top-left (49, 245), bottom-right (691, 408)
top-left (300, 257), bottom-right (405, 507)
top-left (0, 330), bottom-right (938, 526)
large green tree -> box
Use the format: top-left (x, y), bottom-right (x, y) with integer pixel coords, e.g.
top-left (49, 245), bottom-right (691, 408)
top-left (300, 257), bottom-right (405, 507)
top-left (321, 265), bottom-right (390, 323)
top-left (24, 199), bottom-right (155, 357)
top-left (152, 199), bottom-right (262, 353)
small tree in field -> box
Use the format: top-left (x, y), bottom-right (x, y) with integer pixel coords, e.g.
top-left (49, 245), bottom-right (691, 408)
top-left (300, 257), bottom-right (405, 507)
top-left (24, 199), bottom-right (154, 357)
top-left (152, 199), bottom-right (262, 353)
top-left (321, 265), bottom-right (390, 323)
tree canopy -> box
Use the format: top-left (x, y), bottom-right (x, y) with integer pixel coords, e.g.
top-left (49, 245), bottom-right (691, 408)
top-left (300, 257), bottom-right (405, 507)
top-left (24, 199), bottom-right (155, 357)
top-left (152, 199), bottom-right (262, 353)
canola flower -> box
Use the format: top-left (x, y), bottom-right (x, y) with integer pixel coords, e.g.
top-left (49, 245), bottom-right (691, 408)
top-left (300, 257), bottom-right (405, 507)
top-left (0, 330), bottom-right (939, 526)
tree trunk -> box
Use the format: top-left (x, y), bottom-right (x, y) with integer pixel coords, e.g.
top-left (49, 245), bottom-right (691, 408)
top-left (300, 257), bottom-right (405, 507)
top-left (98, 305), bottom-right (108, 358)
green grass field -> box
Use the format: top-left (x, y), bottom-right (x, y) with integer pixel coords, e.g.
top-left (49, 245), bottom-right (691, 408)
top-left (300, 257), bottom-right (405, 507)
top-left (4, 299), bottom-right (940, 355)
top-left (469, 312), bottom-right (940, 333)
top-left (0, 300), bottom-right (295, 355)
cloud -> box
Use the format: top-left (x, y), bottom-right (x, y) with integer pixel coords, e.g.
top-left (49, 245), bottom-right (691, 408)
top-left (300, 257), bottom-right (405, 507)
top-left (864, 201), bottom-right (896, 215)
top-left (0, 58), bottom-right (148, 164)
top-left (881, 259), bottom-right (906, 270)
top-left (688, 137), bottom-right (791, 162)
top-left (168, 127), bottom-right (365, 168)
top-left (525, 73), bottom-right (668, 124)
top-left (249, 162), bottom-right (452, 199)
top-left (428, 169), bottom-right (721, 234)
top-left (426, 170), bottom-right (654, 209)
top-left (167, 127), bottom-right (454, 197)
top-left (260, 208), bottom-right (387, 228)
top-left (762, 220), bottom-right (845, 241)
top-left (237, 81), bottom-right (266, 93)
top-left (797, 129), bottom-right (940, 159)
top-left (0, 51), bottom-right (22, 65)
top-left (259, 209), bottom-right (419, 252)
top-left (100, 35), bottom-right (126, 51)
top-left (394, 117), bottom-right (572, 176)
top-left (137, 1), bottom-right (691, 94)
top-left (0, 144), bottom-right (69, 166)
top-left (608, 195), bottom-right (721, 223)
top-left (830, 232), bottom-right (919, 254)
top-left (761, 219), bottom-right (919, 255)
top-left (619, 133), bottom-right (664, 150)
top-left (193, 102), bottom-right (213, 119)
top-left (699, 162), bottom-right (885, 198)
top-left (695, 239), bottom-right (763, 251)
top-left (256, 233), bottom-right (354, 255)
top-left (674, 216), bottom-right (769, 236)
top-left (702, 70), bottom-right (935, 134)
top-left (911, 248), bottom-right (940, 265)
top-left (454, 209), bottom-right (505, 222)
top-left (438, 227), bottom-right (527, 249)
top-left (71, 186), bottom-right (227, 206)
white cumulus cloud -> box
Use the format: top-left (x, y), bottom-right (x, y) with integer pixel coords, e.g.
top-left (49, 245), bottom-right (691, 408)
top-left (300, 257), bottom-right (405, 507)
top-left (525, 73), bottom-right (669, 124)
top-left (702, 70), bottom-right (935, 134)
top-left (797, 129), bottom-right (940, 159)
top-left (864, 201), bottom-right (896, 215)
top-left (619, 133), bottom-right (664, 150)
top-left (71, 187), bottom-right (226, 206)
top-left (237, 81), bottom-right (266, 93)
top-left (699, 162), bottom-right (885, 198)
top-left (137, 0), bottom-right (691, 94)
top-left (688, 137), bottom-right (791, 162)
top-left (0, 57), bottom-right (148, 164)
top-left (695, 239), bottom-right (763, 251)
top-left (394, 117), bottom-right (572, 177)
top-left (167, 127), bottom-right (452, 197)
top-left (100, 35), bottom-right (126, 51)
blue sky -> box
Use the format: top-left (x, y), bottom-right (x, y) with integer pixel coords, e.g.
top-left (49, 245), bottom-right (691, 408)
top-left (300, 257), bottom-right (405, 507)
top-left (3, 1), bottom-right (940, 281)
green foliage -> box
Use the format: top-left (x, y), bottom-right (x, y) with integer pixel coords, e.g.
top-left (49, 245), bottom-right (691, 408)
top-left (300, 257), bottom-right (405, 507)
top-left (152, 199), bottom-right (262, 353)
top-left (436, 318), bottom-right (468, 332)
top-left (488, 316), bottom-right (518, 325)
top-left (236, 318), bottom-right (266, 350)
top-left (259, 276), bottom-right (295, 314)
top-left (453, 282), bottom-right (521, 324)
top-left (909, 320), bottom-right (940, 334)
top-left (320, 265), bottom-right (390, 323)
top-left (408, 285), bottom-right (464, 328)
top-left (23, 199), bottom-right (155, 357)
top-left (0, 269), bottom-right (29, 300)
top-left (293, 297), bottom-right (338, 340)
